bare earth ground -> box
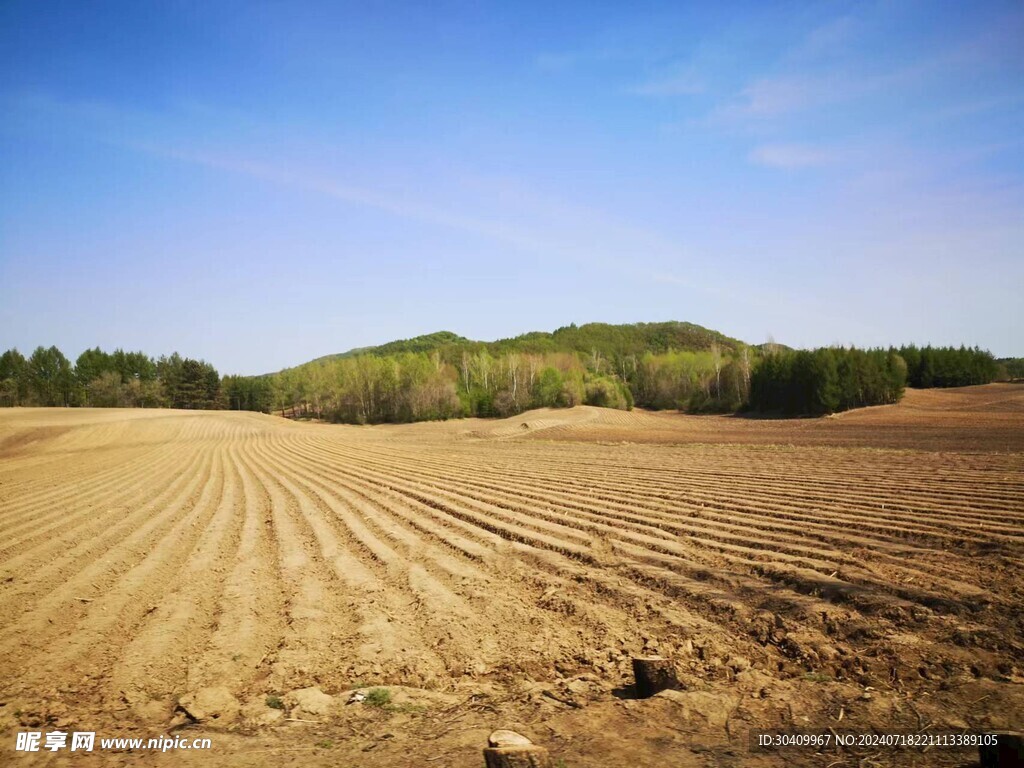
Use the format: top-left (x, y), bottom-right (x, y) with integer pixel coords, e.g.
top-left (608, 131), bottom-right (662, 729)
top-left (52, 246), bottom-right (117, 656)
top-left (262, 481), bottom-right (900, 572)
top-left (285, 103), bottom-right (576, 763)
top-left (1, 383), bottom-right (1022, 767)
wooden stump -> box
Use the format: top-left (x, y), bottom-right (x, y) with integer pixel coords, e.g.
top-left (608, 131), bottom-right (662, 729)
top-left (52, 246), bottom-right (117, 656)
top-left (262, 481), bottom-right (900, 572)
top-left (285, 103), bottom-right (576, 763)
top-left (632, 656), bottom-right (679, 698)
top-left (483, 730), bottom-right (553, 768)
top-left (979, 732), bottom-right (1024, 767)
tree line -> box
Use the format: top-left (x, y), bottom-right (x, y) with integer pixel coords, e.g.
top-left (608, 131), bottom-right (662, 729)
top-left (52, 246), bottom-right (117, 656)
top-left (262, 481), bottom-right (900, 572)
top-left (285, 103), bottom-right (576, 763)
top-left (749, 347), bottom-right (906, 415)
top-left (898, 345), bottom-right (1000, 388)
top-left (265, 349), bottom-right (633, 423)
top-left (264, 342), bottom-right (1001, 422)
top-left (998, 357), bottom-right (1024, 380)
top-left (0, 327), bottom-right (1006, 421)
top-left (0, 347), bottom-right (221, 409)
top-left (265, 322), bottom-right (758, 422)
top-left (747, 345), bottom-right (1001, 416)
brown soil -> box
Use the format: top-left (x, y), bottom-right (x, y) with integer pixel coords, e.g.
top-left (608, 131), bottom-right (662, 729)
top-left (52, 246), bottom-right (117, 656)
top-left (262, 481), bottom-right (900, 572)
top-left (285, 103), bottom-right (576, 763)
top-left (1, 384), bottom-right (1022, 767)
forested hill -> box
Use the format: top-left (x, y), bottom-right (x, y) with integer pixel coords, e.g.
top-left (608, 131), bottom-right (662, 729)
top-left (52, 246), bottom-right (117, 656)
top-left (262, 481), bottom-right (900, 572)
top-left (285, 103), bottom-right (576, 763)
top-left (249, 320), bottom-right (761, 422)
top-left (309, 330), bottom-right (473, 364)
top-left (302, 321), bottom-right (744, 370)
top-left (2, 325), bottom-right (1004, 422)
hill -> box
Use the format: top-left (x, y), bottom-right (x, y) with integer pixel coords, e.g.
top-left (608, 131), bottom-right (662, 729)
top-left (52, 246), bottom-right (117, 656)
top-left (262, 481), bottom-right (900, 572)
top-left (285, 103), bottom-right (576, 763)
top-left (310, 330), bottom-right (473, 364)
top-left (247, 320), bottom-right (756, 423)
top-left (296, 321), bottom-right (744, 371)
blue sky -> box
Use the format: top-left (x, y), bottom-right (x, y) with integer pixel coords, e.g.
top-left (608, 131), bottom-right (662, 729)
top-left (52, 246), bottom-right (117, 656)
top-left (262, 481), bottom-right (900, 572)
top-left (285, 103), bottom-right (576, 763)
top-left (1, 1), bottom-right (1022, 374)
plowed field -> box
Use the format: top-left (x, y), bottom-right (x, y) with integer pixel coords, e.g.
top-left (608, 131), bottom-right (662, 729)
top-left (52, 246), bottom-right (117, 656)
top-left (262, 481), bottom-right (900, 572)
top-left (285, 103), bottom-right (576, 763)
top-left (2, 384), bottom-right (1022, 766)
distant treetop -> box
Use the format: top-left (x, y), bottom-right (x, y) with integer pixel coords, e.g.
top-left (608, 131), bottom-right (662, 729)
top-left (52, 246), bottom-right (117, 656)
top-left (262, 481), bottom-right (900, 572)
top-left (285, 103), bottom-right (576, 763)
top-left (293, 321), bottom-right (743, 373)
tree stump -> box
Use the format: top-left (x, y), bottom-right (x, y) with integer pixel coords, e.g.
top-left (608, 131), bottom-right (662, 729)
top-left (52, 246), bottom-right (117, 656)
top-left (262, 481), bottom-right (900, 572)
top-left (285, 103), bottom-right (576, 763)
top-left (979, 732), bottom-right (1024, 767)
top-left (483, 730), bottom-right (553, 768)
top-left (632, 656), bottom-right (679, 698)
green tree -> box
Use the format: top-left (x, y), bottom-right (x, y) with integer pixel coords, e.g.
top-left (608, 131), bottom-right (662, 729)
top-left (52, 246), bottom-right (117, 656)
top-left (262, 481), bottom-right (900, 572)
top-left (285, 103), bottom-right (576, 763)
top-left (0, 348), bottom-right (30, 406)
top-left (28, 346), bottom-right (74, 406)
top-left (533, 366), bottom-right (563, 407)
top-left (75, 347), bottom-right (115, 405)
top-left (88, 371), bottom-right (125, 407)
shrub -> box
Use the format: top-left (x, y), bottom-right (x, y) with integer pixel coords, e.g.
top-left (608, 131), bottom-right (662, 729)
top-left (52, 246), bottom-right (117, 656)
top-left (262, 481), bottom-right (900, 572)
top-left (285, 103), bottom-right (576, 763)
top-left (365, 687), bottom-right (391, 707)
top-left (584, 376), bottom-right (629, 410)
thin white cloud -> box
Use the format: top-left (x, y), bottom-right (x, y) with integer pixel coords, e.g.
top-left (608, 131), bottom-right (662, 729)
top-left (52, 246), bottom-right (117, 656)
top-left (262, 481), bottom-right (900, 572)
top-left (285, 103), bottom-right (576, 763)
top-left (737, 75), bottom-right (824, 116)
top-left (700, 75), bottom-right (843, 129)
top-left (711, 6), bottom-right (1023, 129)
top-left (137, 143), bottom-right (562, 255)
top-left (632, 68), bottom-right (705, 97)
top-left (749, 143), bottom-right (835, 169)
top-left (17, 92), bottom-right (709, 289)
top-left (140, 142), bottom-right (739, 305)
top-left (792, 15), bottom-right (862, 62)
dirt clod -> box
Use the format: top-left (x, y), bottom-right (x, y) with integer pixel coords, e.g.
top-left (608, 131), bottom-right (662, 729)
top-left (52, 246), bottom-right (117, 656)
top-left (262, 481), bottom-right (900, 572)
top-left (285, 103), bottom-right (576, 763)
top-left (176, 687), bottom-right (240, 725)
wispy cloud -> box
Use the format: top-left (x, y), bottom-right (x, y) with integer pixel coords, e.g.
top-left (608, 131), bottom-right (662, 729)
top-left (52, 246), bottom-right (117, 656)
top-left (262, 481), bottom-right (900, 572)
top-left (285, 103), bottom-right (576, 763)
top-left (141, 143), bottom-right (566, 255)
top-left (735, 75), bottom-right (829, 116)
top-left (795, 15), bottom-right (861, 60)
top-left (710, 72), bottom-right (862, 125)
top-left (631, 67), bottom-right (704, 97)
top-left (749, 143), bottom-right (835, 169)
top-left (533, 45), bottom-right (636, 73)
top-left (3, 93), bottom-right (563, 257)
top-left (711, 5), bottom-right (1024, 130)
top-left (144, 140), bottom-right (740, 303)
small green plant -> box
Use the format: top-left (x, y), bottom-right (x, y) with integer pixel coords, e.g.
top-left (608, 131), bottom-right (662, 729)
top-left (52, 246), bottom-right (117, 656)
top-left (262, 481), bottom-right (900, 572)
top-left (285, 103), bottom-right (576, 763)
top-left (803, 672), bottom-right (831, 683)
top-left (365, 687), bottom-right (391, 707)
top-left (265, 695), bottom-right (284, 710)
top-left (555, 760), bottom-right (569, 768)
top-left (315, 739), bottom-right (334, 749)
top-left (231, 653), bottom-right (241, 662)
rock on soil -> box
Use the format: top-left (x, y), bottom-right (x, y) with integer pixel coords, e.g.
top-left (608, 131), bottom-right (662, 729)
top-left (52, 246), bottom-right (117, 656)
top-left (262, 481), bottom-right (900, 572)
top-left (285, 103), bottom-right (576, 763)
top-left (655, 689), bottom-right (739, 730)
top-left (285, 686), bottom-right (335, 718)
top-left (176, 687), bottom-right (240, 725)
top-left (240, 698), bottom-right (285, 725)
